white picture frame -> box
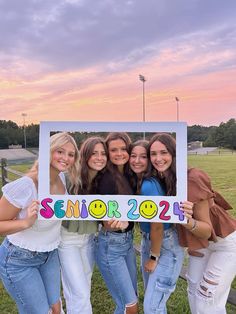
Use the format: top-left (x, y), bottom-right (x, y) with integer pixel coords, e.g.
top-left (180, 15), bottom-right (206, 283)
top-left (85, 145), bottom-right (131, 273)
top-left (38, 121), bottom-right (187, 223)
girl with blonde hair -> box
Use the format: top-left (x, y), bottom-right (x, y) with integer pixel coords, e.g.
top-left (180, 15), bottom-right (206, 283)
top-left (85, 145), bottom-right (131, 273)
top-left (0, 132), bottom-right (79, 314)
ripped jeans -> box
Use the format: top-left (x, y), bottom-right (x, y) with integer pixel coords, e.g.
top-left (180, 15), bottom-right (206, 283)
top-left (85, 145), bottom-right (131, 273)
top-left (187, 231), bottom-right (236, 314)
top-left (143, 227), bottom-right (184, 314)
top-left (95, 229), bottom-right (137, 314)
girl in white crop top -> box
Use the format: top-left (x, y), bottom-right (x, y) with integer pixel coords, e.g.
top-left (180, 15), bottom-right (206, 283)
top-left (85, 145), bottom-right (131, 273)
top-left (0, 132), bottom-right (80, 314)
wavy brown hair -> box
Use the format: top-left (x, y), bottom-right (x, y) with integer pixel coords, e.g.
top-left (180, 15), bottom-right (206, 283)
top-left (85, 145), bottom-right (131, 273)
top-left (75, 136), bottom-right (108, 194)
top-left (128, 139), bottom-right (152, 194)
top-left (105, 132), bottom-right (132, 194)
top-left (148, 133), bottom-right (176, 196)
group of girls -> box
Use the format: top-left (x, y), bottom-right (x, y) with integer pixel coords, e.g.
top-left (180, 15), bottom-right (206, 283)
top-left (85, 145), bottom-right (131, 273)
top-left (0, 131), bottom-right (236, 314)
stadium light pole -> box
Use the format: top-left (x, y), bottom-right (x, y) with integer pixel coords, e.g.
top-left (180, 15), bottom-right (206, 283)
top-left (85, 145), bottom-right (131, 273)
top-left (21, 113), bottom-right (27, 149)
top-left (175, 97), bottom-right (179, 122)
top-left (139, 74), bottom-right (146, 122)
top-left (139, 74), bottom-right (146, 139)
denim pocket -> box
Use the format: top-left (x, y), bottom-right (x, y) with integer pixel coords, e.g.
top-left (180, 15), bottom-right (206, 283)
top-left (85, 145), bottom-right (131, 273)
top-left (108, 233), bottom-right (128, 246)
top-left (8, 245), bottom-right (37, 261)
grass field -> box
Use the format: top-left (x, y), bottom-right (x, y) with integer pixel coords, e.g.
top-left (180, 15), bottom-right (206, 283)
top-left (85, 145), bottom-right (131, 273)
top-left (0, 154), bottom-right (236, 313)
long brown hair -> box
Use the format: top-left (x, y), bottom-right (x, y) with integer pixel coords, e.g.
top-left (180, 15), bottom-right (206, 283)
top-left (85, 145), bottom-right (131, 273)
top-left (105, 132), bottom-right (132, 194)
top-left (77, 136), bottom-right (107, 194)
top-left (148, 133), bottom-right (176, 196)
top-left (128, 139), bottom-right (151, 194)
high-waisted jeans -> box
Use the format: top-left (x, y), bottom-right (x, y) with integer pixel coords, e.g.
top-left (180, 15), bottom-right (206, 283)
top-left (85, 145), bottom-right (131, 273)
top-left (141, 227), bottom-right (185, 314)
top-left (0, 237), bottom-right (60, 314)
top-left (95, 229), bottom-right (138, 314)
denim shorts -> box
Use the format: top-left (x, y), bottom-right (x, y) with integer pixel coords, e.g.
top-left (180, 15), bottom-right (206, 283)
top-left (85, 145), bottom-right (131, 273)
top-left (95, 230), bottom-right (138, 314)
top-left (0, 238), bottom-right (61, 314)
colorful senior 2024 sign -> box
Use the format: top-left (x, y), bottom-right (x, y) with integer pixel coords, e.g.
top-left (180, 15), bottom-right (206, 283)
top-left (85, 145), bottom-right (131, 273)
top-left (38, 121), bottom-right (187, 224)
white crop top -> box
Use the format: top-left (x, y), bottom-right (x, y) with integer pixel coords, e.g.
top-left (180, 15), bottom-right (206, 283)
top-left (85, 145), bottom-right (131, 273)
top-left (2, 173), bottom-right (66, 252)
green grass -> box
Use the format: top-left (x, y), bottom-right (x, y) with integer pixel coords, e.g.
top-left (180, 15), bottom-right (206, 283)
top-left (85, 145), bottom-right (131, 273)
top-left (188, 154), bottom-right (236, 217)
top-left (4, 164), bottom-right (32, 182)
top-left (1, 156), bottom-right (236, 313)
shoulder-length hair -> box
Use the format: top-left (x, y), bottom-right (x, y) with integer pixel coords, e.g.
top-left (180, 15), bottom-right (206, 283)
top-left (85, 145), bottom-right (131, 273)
top-left (148, 133), bottom-right (176, 196)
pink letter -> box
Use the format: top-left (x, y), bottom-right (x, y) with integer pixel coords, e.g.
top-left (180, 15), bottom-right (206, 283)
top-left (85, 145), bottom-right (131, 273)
top-left (40, 198), bottom-right (54, 219)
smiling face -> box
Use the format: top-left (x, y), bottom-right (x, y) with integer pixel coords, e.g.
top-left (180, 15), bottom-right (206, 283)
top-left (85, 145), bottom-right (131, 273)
top-left (139, 200), bottom-right (158, 219)
top-left (88, 200), bottom-right (107, 219)
top-left (87, 143), bottom-right (107, 172)
top-left (51, 142), bottom-right (76, 172)
top-left (150, 141), bottom-right (172, 174)
top-left (108, 139), bottom-right (129, 167)
top-left (129, 145), bottom-right (148, 176)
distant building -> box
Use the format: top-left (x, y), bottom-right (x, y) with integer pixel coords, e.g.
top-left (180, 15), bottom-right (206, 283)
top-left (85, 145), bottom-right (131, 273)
top-left (0, 148), bottom-right (36, 162)
top-left (188, 141), bottom-right (203, 150)
top-left (8, 144), bottom-right (22, 149)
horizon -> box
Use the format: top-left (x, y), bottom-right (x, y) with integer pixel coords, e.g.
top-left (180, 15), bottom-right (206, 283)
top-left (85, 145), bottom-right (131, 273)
top-left (1, 118), bottom-right (234, 128)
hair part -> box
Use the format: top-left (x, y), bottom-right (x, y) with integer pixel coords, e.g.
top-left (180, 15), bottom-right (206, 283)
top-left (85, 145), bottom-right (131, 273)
top-left (106, 132), bottom-right (131, 150)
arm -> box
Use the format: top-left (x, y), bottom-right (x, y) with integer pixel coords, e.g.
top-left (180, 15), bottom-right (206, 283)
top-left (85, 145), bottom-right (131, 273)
top-left (0, 196), bottom-right (39, 236)
top-left (141, 178), bottom-right (165, 272)
top-left (181, 200), bottom-right (212, 239)
top-left (144, 222), bottom-right (163, 272)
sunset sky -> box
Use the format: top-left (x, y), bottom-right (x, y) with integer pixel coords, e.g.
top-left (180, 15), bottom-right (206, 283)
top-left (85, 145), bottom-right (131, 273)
top-left (0, 0), bottom-right (235, 126)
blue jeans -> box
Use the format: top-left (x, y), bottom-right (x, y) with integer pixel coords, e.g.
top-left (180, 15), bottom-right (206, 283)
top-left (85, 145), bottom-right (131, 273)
top-left (0, 238), bottom-right (61, 314)
top-left (141, 227), bottom-right (184, 314)
top-left (95, 230), bottom-right (138, 314)
top-left (141, 231), bottom-right (151, 290)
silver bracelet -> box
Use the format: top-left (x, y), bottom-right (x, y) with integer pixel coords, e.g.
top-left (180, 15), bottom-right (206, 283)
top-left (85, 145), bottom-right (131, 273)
top-left (189, 219), bottom-right (197, 231)
top-left (150, 250), bottom-right (160, 258)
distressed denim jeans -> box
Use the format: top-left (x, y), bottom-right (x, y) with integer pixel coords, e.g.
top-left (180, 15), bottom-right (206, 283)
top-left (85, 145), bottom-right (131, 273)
top-left (95, 229), bottom-right (138, 314)
top-left (187, 231), bottom-right (236, 314)
top-left (142, 227), bottom-right (184, 314)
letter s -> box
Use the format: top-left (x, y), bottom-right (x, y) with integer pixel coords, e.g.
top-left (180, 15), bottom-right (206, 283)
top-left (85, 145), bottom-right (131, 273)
top-left (40, 198), bottom-right (54, 219)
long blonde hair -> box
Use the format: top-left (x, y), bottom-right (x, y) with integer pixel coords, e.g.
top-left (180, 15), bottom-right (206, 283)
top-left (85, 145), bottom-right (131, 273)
top-left (28, 132), bottom-right (81, 191)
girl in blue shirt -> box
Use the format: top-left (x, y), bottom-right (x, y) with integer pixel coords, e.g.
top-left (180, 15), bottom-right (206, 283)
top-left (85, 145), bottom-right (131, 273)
top-left (129, 136), bottom-right (185, 314)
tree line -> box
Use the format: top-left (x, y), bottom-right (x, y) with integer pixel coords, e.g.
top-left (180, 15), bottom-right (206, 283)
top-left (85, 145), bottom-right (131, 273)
top-left (0, 119), bottom-right (236, 149)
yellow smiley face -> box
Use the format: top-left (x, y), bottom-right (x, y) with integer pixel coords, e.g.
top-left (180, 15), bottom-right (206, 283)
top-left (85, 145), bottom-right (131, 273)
top-left (139, 200), bottom-right (158, 219)
top-left (88, 200), bottom-right (107, 219)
